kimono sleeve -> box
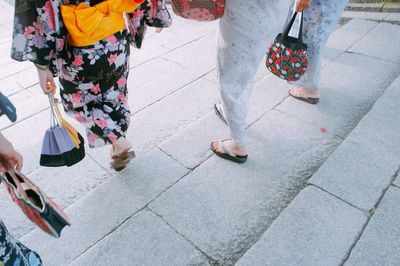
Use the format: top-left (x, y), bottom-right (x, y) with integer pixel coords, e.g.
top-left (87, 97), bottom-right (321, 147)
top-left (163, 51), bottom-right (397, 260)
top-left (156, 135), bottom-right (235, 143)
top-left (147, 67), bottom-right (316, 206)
top-left (11, 0), bottom-right (57, 69)
top-left (126, 0), bottom-right (172, 49)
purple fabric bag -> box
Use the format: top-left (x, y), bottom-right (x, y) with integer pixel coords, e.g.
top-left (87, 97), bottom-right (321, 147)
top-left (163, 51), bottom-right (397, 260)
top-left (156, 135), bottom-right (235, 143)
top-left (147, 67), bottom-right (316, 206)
top-left (40, 96), bottom-right (85, 167)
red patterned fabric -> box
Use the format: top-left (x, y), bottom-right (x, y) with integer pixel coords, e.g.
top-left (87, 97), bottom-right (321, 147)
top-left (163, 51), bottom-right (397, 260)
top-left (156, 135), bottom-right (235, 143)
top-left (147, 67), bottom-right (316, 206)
top-left (2, 171), bottom-right (70, 238)
top-left (266, 39), bottom-right (308, 82)
top-left (172, 0), bottom-right (225, 21)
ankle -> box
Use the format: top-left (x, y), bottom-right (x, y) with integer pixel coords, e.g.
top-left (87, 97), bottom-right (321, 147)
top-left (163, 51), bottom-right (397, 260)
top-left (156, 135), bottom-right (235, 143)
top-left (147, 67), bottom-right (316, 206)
top-left (112, 137), bottom-right (132, 154)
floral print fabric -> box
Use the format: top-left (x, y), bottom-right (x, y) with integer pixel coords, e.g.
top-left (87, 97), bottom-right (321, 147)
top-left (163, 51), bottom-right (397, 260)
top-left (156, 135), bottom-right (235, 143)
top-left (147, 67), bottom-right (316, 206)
top-left (60, 31), bottom-right (131, 148)
top-left (11, 0), bottom-right (171, 148)
top-left (288, 0), bottom-right (348, 90)
top-left (266, 38), bottom-right (308, 81)
top-left (127, 0), bottom-right (172, 49)
top-left (0, 219), bottom-right (42, 266)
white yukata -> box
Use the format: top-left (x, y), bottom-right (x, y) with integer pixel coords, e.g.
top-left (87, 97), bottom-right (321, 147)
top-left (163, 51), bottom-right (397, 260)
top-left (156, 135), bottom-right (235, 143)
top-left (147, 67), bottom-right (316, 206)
top-left (289, 0), bottom-right (349, 90)
top-left (217, 0), bottom-right (290, 147)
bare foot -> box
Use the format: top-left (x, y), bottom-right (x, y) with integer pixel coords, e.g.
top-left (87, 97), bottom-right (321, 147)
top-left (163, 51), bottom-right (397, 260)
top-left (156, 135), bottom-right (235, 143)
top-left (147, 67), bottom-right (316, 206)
top-left (111, 137), bottom-right (132, 158)
top-left (289, 87), bottom-right (320, 98)
top-left (110, 137), bottom-right (135, 171)
top-left (211, 139), bottom-right (247, 157)
top-left (289, 87), bottom-right (320, 104)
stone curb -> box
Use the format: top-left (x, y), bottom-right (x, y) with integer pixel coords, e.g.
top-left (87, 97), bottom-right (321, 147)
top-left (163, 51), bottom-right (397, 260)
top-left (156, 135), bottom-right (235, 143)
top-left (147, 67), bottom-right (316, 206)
top-left (346, 3), bottom-right (400, 12)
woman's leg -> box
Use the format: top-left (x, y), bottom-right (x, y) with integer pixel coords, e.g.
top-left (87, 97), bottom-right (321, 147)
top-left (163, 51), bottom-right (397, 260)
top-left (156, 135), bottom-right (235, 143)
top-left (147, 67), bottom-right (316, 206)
top-left (60, 32), bottom-right (131, 149)
top-left (212, 0), bottom-right (289, 158)
top-left (289, 0), bottom-right (349, 100)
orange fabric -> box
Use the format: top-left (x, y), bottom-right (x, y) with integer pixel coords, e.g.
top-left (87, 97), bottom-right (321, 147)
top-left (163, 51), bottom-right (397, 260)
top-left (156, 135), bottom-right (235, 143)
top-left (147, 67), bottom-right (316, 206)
top-left (61, 0), bottom-right (144, 47)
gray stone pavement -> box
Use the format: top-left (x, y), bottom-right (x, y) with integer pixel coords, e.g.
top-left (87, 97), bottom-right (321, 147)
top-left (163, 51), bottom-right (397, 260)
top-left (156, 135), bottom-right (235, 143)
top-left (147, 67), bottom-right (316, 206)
top-left (0, 1), bottom-right (400, 265)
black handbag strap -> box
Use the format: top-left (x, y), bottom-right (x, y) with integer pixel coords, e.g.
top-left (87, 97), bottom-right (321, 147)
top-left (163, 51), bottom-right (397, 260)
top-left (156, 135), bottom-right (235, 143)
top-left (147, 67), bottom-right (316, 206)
top-left (282, 12), bottom-right (304, 45)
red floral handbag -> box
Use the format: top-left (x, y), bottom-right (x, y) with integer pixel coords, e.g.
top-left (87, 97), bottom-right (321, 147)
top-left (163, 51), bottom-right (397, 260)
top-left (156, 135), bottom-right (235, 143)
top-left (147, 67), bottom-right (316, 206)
top-left (1, 169), bottom-right (71, 238)
top-left (171, 0), bottom-right (225, 21)
top-left (266, 12), bottom-right (308, 82)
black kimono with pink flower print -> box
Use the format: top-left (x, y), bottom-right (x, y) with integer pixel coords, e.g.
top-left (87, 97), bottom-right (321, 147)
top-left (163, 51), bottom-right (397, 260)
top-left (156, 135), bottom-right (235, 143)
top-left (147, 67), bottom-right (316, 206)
top-left (11, 0), bottom-right (172, 148)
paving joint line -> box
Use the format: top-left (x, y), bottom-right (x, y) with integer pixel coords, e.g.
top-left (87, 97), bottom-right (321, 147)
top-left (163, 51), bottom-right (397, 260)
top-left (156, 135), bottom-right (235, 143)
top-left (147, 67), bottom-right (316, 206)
top-left (245, 94), bottom-right (290, 130)
top-left (132, 68), bottom-right (215, 115)
top-left (345, 19), bottom-right (379, 53)
top-left (232, 181), bottom-right (311, 265)
top-left (129, 32), bottom-right (215, 69)
top-left (69, 205), bottom-right (149, 263)
top-left (85, 152), bottom-right (116, 176)
top-left (340, 166), bottom-right (400, 265)
top-left (0, 106), bottom-right (50, 131)
top-left (0, 65), bottom-right (33, 82)
top-left (310, 184), bottom-right (371, 217)
top-left (156, 146), bottom-right (192, 170)
top-left (54, 148), bottom-right (200, 263)
top-left (148, 207), bottom-right (220, 266)
top-left (344, 49), bottom-right (400, 65)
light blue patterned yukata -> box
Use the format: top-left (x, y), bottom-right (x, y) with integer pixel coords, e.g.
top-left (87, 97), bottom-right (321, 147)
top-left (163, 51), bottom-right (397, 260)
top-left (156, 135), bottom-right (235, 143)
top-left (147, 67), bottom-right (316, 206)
top-left (0, 219), bottom-right (42, 266)
top-left (289, 0), bottom-right (349, 90)
top-left (217, 0), bottom-right (290, 147)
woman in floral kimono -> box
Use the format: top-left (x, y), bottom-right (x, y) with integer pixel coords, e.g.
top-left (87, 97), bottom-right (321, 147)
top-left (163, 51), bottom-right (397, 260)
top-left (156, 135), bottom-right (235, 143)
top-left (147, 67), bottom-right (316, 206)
top-left (288, 0), bottom-right (349, 104)
top-left (11, 0), bottom-right (172, 171)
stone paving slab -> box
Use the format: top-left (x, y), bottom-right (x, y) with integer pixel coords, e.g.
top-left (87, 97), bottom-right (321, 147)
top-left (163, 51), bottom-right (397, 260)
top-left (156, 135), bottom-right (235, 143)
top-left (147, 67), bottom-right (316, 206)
top-left (236, 186), bottom-right (367, 266)
top-left (159, 111), bottom-right (226, 169)
top-left (129, 15), bottom-right (217, 68)
top-left (0, 30), bottom-right (12, 45)
top-left (0, 85), bottom-right (48, 129)
top-left (71, 210), bottom-right (210, 266)
top-left (395, 174), bottom-right (400, 187)
top-left (1, 110), bottom-right (52, 174)
top-left (128, 77), bottom-right (219, 152)
top-left (166, 15), bottom-right (218, 40)
top-left (345, 187), bottom-right (400, 266)
top-left (162, 33), bottom-right (216, 66)
top-left (0, 41), bottom-right (13, 66)
top-left (160, 74), bottom-right (289, 169)
top-left (278, 52), bottom-right (400, 138)
top-left (0, 75), bottom-right (24, 98)
top-left (349, 22), bottom-right (400, 63)
top-left (346, 76), bottom-right (400, 159)
top-left (20, 149), bottom-right (189, 265)
top-left (0, 60), bottom-right (32, 80)
top-left (310, 138), bottom-right (398, 211)
top-left (0, 154), bottom-right (110, 239)
top-left (341, 11), bottom-right (391, 21)
top-left (0, 67), bottom-right (38, 98)
top-left (325, 19), bottom-right (378, 51)
top-left (310, 76), bottom-right (400, 211)
top-left (13, 68), bottom-right (40, 90)
top-left (129, 38), bottom-right (172, 68)
top-left (150, 110), bottom-right (340, 265)
top-left (128, 56), bottom-right (181, 89)
top-left (384, 12), bottom-right (400, 23)
top-left (129, 51), bottom-right (215, 114)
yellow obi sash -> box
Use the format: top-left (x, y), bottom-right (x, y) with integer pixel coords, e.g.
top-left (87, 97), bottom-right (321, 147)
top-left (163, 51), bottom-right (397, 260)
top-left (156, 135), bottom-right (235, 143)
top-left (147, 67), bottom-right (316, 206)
top-left (61, 0), bottom-right (144, 47)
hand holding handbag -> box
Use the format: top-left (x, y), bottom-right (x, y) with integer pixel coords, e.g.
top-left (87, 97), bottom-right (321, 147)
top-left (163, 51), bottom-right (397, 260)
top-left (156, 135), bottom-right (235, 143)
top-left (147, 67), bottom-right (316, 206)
top-left (266, 12), bottom-right (308, 81)
top-left (171, 0), bottom-right (225, 21)
top-left (1, 168), bottom-right (71, 238)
